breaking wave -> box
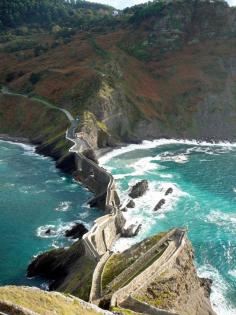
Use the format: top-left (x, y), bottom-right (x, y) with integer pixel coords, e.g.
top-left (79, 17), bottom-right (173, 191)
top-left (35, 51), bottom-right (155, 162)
top-left (99, 138), bottom-right (236, 164)
top-left (198, 264), bottom-right (236, 315)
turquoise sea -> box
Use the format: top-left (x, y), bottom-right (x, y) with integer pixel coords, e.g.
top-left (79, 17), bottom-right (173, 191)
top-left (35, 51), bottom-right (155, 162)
top-left (1, 139), bottom-right (236, 315)
top-left (0, 140), bottom-right (100, 287)
top-left (100, 140), bottom-right (236, 315)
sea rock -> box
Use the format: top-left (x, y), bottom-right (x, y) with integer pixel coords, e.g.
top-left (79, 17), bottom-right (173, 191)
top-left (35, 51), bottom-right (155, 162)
top-left (45, 228), bottom-right (52, 235)
top-left (129, 180), bottom-right (148, 199)
top-left (165, 187), bottom-right (173, 196)
top-left (122, 224), bottom-right (142, 237)
top-left (126, 199), bottom-right (135, 208)
top-left (27, 248), bottom-right (66, 279)
top-left (199, 277), bottom-right (213, 298)
top-left (154, 199), bottom-right (166, 211)
top-left (65, 223), bottom-right (88, 239)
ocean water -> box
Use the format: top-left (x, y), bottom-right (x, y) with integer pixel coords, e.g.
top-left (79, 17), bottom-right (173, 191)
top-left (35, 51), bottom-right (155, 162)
top-left (0, 140), bottom-right (100, 287)
top-left (100, 140), bottom-right (236, 315)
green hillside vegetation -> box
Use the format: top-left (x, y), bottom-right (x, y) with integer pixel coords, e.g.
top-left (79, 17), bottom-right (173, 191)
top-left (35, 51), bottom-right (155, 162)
top-left (0, 0), bottom-right (114, 30)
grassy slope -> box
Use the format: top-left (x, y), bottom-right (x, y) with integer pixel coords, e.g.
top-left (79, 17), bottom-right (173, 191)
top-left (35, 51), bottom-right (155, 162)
top-left (102, 232), bottom-right (166, 293)
top-left (0, 286), bottom-right (107, 315)
top-left (1, 28), bottom-right (236, 143)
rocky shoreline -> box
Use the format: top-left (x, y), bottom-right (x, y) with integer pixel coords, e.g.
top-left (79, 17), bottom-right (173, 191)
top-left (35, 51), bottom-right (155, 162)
top-left (0, 130), bottom-right (217, 315)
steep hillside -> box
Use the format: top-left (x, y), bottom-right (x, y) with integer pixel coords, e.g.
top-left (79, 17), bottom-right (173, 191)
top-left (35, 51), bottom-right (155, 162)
top-left (1, 0), bottom-right (236, 150)
top-left (0, 286), bottom-right (112, 315)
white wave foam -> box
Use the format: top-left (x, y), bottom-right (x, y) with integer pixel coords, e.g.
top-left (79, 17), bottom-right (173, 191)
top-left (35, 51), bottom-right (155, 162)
top-left (99, 138), bottom-right (236, 164)
top-left (55, 201), bottom-right (72, 212)
top-left (198, 264), bottom-right (236, 315)
top-left (113, 181), bottom-right (188, 252)
top-left (159, 174), bottom-right (173, 179)
top-left (3, 140), bottom-right (35, 152)
top-left (228, 269), bottom-right (236, 278)
top-left (205, 210), bottom-right (236, 232)
top-left (155, 153), bottom-right (189, 164)
top-left (37, 221), bottom-right (77, 239)
top-left (132, 156), bottom-right (159, 174)
top-left (37, 225), bottom-right (58, 238)
top-left (113, 157), bottom-right (160, 179)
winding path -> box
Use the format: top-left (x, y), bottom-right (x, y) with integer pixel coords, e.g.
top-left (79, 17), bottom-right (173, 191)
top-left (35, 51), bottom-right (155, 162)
top-left (0, 86), bottom-right (74, 122)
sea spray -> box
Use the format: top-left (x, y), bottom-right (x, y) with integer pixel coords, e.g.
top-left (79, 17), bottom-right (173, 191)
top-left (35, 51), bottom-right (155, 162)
top-left (102, 140), bottom-right (236, 314)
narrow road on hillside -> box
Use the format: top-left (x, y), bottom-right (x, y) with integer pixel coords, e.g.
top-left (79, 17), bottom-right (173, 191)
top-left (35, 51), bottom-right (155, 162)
top-left (0, 86), bottom-right (74, 122)
top-left (0, 86), bottom-right (94, 153)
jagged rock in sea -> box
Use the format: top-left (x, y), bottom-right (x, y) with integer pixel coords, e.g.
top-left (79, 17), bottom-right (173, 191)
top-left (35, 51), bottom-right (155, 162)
top-left (121, 223), bottom-right (142, 237)
top-left (165, 187), bottom-right (173, 196)
top-left (64, 223), bottom-right (88, 239)
top-left (126, 199), bottom-right (135, 208)
top-left (153, 198), bottom-right (166, 211)
top-left (129, 180), bottom-right (148, 199)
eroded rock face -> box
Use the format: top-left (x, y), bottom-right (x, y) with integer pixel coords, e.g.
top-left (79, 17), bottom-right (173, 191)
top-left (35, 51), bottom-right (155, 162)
top-left (135, 238), bottom-right (217, 315)
top-left (129, 180), bottom-right (148, 199)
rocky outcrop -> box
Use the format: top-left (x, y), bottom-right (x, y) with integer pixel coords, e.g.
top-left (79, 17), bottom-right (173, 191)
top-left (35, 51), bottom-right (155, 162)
top-left (153, 199), bottom-right (166, 211)
top-left (121, 224), bottom-right (142, 238)
top-left (27, 240), bottom-right (96, 300)
top-left (110, 229), bottom-right (216, 315)
top-left (56, 152), bottom-right (77, 174)
top-left (65, 223), bottom-right (88, 239)
top-left (126, 199), bottom-right (135, 208)
top-left (129, 180), bottom-right (149, 199)
top-left (83, 148), bottom-right (99, 165)
top-left (165, 188), bottom-right (173, 196)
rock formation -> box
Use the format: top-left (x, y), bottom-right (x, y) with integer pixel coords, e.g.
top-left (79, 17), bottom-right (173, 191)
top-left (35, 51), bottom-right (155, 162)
top-left (65, 223), bottom-right (88, 239)
top-left (154, 199), bottom-right (166, 211)
top-left (129, 180), bottom-right (149, 199)
top-left (165, 188), bottom-right (173, 196)
top-left (121, 223), bottom-right (142, 237)
top-left (126, 199), bottom-right (135, 208)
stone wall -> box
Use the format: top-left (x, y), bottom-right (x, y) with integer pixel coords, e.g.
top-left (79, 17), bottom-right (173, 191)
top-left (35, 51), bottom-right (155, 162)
top-left (121, 296), bottom-right (179, 315)
top-left (104, 229), bottom-right (177, 296)
top-left (110, 229), bottom-right (185, 309)
top-left (66, 122), bottom-right (125, 260)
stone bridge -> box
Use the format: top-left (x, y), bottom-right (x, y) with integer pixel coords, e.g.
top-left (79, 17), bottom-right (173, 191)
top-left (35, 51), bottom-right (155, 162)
top-left (66, 119), bottom-right (125, 261)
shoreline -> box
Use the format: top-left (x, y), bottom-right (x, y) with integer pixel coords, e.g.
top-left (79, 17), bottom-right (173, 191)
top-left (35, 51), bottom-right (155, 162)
top-left (0, 134), bottom-right (30, 144)
top-left (1, 134), bottom-right (233, 314)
